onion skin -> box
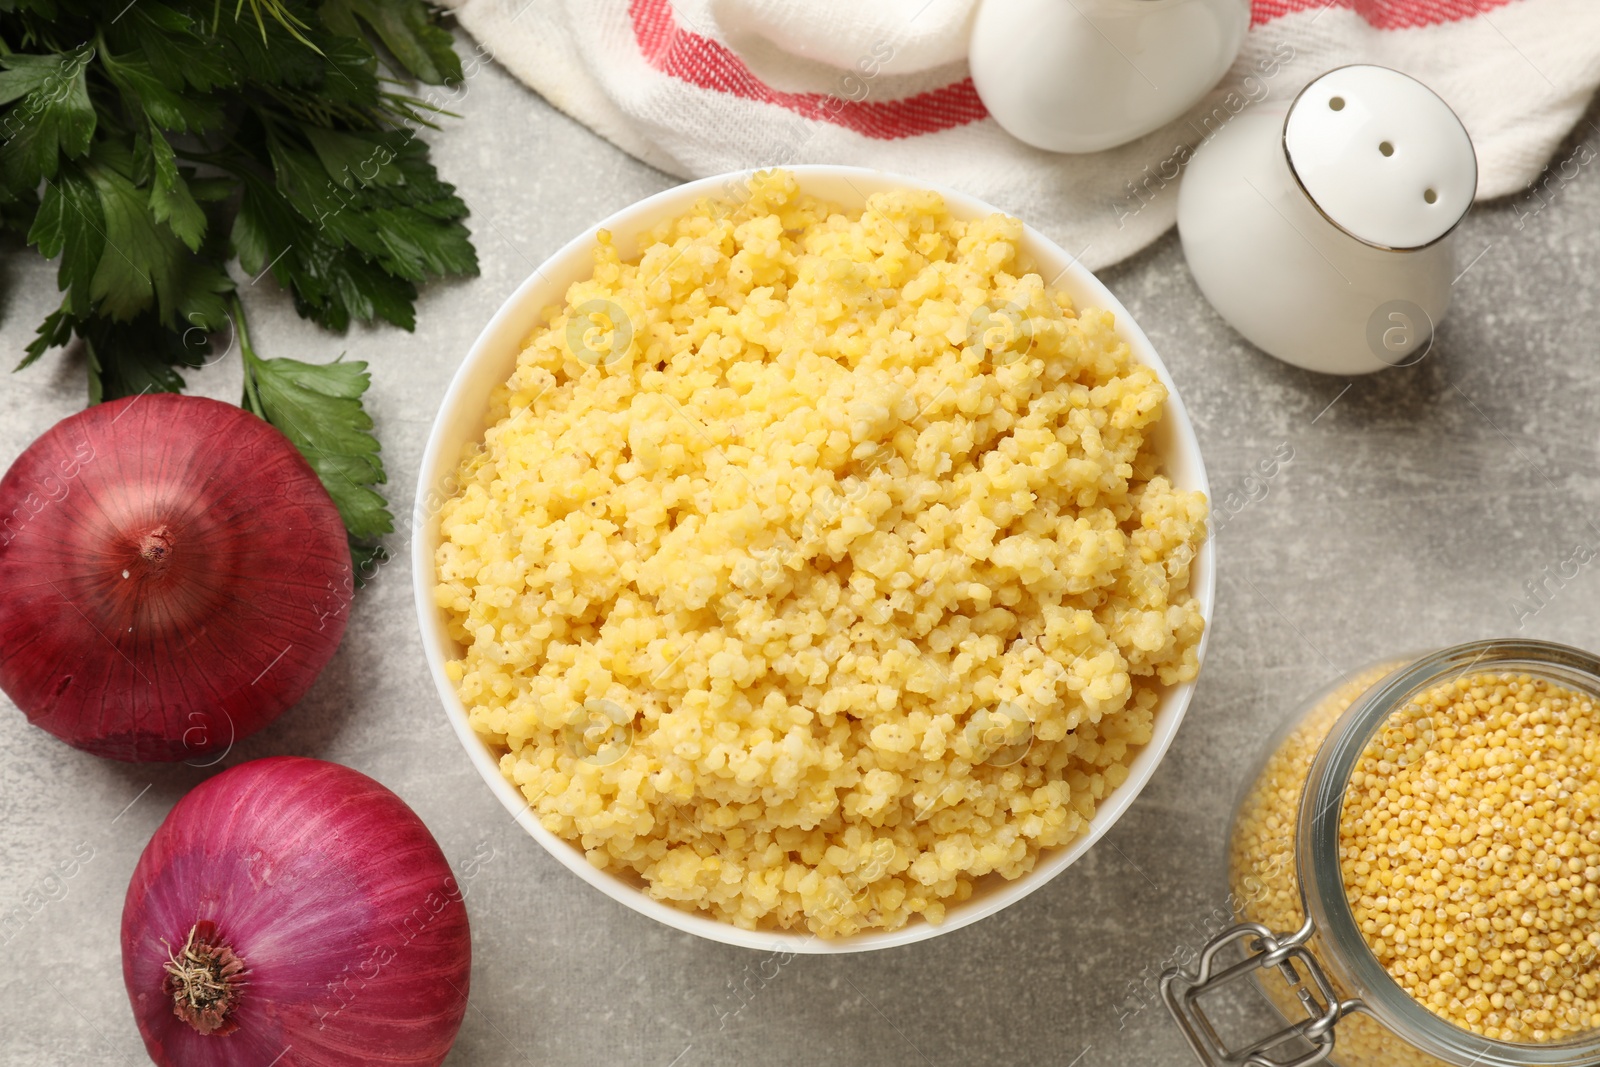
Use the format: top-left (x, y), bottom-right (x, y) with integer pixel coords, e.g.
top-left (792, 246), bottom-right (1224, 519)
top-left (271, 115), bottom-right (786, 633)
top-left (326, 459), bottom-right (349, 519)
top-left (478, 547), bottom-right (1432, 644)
top-left (0, 394), bottom-right (352, 761)
top-left (122, 757), bottom-right (472, 1067)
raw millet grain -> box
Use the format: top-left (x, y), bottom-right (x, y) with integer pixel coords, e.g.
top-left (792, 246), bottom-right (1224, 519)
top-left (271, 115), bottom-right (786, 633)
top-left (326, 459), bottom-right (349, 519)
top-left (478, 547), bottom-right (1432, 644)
top-left (1342, 672), bottom-right (1600, 1043)
top-left (1233, 666), bottom-right (1600, 1061)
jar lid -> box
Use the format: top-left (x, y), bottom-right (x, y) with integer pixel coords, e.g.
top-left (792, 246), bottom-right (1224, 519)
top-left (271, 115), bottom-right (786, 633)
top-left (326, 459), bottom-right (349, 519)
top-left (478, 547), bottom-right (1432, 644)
top-left (1283, 65), bottom-right (1477, 250)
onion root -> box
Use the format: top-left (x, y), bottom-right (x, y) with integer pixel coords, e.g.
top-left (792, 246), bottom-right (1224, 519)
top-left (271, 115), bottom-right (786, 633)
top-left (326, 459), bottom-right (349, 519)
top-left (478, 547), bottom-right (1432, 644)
top-left (163, 921), bottom-right (245, 1037)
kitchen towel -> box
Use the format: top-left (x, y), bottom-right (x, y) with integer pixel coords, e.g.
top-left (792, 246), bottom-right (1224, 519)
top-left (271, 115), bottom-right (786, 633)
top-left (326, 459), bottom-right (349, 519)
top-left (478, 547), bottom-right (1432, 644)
top-left (439, 0), bottom-right (1600, 270)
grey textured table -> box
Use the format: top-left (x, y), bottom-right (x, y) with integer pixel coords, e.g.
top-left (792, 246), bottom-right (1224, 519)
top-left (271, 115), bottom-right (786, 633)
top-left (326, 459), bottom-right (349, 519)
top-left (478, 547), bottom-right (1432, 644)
top-left (2, 48), bottom-right (1598, 1067)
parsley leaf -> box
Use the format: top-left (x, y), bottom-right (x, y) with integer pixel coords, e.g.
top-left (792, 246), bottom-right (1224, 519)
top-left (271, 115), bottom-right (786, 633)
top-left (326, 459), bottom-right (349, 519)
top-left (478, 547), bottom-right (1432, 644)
top-left (265, 128), bottom-right (476, 285)
top-left (18, 303), bottom-right (73, 372)
top-left (233, 167), bottom-right (420, 330)
top-left (109, 4), bottom-right (238, 94)
top-left (146, 125), bottom-right (207, 251)
top-left (84, 147), bottom-right (231, 328)
top-left (0, 53), bottom-right (66, 106)
top-left (84, 311), bottom-right (208, 403)
top-left (320, 0), bottom-right (463, 85)
top-left (100, 48), bottom-right (225, 134)
top-left (0, 47), bottom-right (95, 190)
top-left (348, 541), bottom-right (390, 586)
top-left (238, 304), bottom-right (391, 542)
top-left (28, 166), bottom-right (104, 316)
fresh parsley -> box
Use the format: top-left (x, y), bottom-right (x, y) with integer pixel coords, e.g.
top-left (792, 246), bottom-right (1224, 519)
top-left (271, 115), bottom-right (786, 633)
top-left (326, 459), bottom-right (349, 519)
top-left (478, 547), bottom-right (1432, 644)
top-left (1, 0), bottom-right (479, 567)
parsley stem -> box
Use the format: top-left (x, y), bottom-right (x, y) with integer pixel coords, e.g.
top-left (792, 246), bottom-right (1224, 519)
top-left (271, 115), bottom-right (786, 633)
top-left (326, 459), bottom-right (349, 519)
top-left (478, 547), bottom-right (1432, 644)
top-left (230, 295), bottom-right (266, 418)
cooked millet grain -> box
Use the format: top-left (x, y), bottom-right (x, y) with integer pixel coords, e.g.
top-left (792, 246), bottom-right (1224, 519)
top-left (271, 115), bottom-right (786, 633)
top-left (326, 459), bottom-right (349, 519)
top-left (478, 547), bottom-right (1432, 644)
top-left (436, 170), bottom-right (1206, 936)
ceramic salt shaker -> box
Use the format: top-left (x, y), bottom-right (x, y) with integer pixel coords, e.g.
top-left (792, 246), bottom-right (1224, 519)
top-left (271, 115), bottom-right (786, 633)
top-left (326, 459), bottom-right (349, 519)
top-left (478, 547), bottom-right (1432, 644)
top-left (968, 0), bottom-right (1250, 153)
top-left (1178, 65), bottom-right (1478, 375)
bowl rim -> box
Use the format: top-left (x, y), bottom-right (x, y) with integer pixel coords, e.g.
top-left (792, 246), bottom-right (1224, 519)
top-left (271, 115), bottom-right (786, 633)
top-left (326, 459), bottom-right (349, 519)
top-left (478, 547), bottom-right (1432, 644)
top-left (412, 164), bottom-right (1215, 953)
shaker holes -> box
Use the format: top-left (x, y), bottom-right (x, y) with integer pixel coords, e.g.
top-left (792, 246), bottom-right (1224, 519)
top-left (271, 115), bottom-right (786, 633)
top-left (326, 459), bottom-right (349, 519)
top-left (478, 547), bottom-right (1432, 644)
top-left (1329, 96), bottom-right (1345, 111)
top-left (1424, 189), bottom-right (1439, 204)
top-left (1379, 141), bottom-right (1394, 156)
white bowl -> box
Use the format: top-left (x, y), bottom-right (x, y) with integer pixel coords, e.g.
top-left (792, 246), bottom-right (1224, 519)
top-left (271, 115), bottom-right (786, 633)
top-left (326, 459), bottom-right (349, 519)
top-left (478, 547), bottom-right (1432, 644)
top-left (413, 165), bottom-right (1215, 953)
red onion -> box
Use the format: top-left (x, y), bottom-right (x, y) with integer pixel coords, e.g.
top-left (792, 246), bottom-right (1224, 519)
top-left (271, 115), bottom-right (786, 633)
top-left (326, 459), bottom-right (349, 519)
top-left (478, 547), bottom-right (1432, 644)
top-left (122, 757), bottom-right (472, 1066)
top-left (0, 394), bottom-right (351, 761)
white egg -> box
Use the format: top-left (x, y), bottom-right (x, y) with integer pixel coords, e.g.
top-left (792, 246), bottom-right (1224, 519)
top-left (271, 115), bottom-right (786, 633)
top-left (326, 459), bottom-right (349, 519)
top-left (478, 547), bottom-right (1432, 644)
top-left (968, 0), bottom-right (1250, 154)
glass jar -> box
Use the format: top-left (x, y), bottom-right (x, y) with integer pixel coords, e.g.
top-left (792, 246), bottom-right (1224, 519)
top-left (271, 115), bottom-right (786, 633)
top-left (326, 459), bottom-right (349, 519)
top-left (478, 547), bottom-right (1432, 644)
top-left (1162, 639), bottom-right (1600, 1067)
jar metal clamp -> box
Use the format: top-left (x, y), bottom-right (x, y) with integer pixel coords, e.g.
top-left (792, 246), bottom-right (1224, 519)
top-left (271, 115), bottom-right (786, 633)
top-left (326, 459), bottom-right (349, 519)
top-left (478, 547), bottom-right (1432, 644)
top-left (1161, 917), bottom-right (1357, 1067)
